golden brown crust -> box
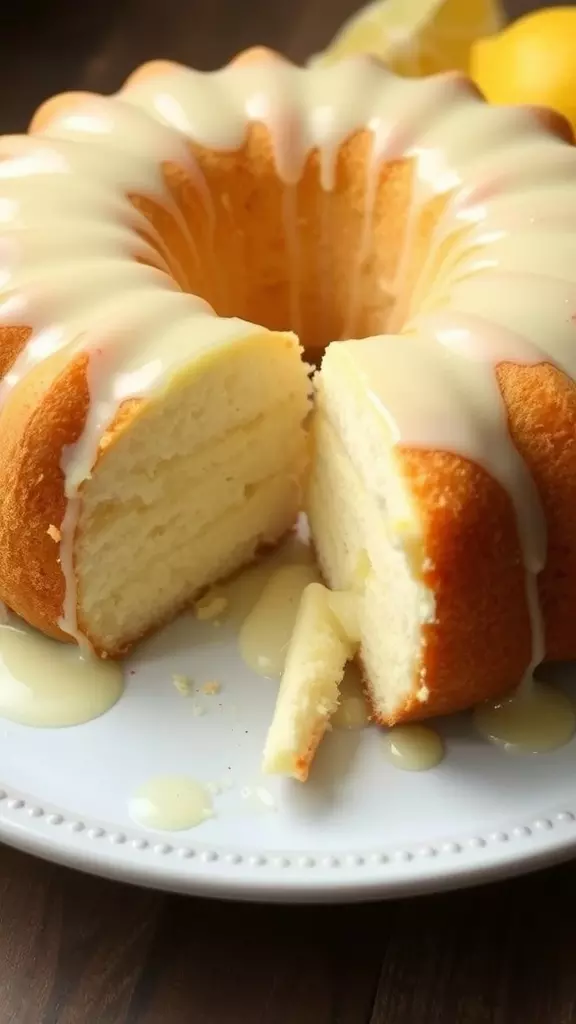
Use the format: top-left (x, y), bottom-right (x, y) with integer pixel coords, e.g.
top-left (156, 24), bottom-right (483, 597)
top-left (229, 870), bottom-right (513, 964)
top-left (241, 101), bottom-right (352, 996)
top-left (389, 444), bottom-right (531, 723)
top-left (0, 352), bottom-right (90, 642)
top-left (500, 362), bottom-right (576, 661)
top-left (0, 326), bottom-right (32, 380)
top-left (294, 717), bottom-right (331, 782)
top-left (0, 344), bottom-right (153, 653)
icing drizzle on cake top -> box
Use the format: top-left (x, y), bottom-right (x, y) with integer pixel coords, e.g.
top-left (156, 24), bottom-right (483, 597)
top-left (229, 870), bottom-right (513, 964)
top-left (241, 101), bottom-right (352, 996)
top-left (0, 50), bottom-right (574, 668)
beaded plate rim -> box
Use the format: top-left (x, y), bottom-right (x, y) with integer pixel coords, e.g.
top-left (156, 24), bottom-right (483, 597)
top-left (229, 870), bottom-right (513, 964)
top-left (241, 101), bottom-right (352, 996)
top-left (1, 782), bottom-right (576, 901)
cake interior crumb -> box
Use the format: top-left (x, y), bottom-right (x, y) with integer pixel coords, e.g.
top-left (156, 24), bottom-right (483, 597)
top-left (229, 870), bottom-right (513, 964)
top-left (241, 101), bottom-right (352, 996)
top-left (194, 593), bottom-right (229, 621)
top-left (172, 673), bottom-right (192, 697)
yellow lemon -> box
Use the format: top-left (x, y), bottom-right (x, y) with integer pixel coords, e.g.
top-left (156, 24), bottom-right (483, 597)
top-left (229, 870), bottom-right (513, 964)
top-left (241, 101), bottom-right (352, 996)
top-left (471, 7), bottom-right (576, 131)
top-left (313, 0), bottom-right (505, 76)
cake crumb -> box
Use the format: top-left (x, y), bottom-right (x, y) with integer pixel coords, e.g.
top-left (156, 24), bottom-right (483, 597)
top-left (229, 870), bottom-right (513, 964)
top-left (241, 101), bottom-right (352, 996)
top-left (47, 524), bottom-right (61, 542)
top-left (202, 680), bottom-right (221, 696)
top-left (191, 701), bottom-right (205, 717)
top-left (194, 593), bottom-right (228, 621)
top-left (172, 673), bottom-right (192, 697)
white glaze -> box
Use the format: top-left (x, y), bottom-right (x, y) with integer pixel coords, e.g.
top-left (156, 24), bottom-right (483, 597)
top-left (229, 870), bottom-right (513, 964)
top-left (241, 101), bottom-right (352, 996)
top-left (386, 724), bottom-right (445, 771)
top-left (474, 682), bottom-right (575, 754)
top-left (0, 618), bottom-right (123, 726)
top-left (238, 563), bottom-right (319, 678)
top-left (0, 51), bottom-right (574, 672)
top-left (129, 775), bottom-right (214, 831)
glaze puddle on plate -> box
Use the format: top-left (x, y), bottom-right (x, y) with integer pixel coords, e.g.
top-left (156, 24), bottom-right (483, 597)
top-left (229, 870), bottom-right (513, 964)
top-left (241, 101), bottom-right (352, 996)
top-left (238, 562), bottom-right (319, 678)
top-left (0, 620), bottom-right (123, 727)
top-left (129, 775), bottom-right (214, 831)
top-left (474, 681), bottom-right (575, 754)
top-left (385, 724), bottom-right (444, 771)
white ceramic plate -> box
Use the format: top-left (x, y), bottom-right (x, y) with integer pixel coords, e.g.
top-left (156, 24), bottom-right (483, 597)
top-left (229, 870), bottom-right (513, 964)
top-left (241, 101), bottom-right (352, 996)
top-left (1, 594), bottom-right (576, 903)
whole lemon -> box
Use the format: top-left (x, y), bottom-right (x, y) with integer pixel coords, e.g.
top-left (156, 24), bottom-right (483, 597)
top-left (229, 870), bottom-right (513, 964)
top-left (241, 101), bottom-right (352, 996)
top-left (470, 6), bottom-right (576, 131)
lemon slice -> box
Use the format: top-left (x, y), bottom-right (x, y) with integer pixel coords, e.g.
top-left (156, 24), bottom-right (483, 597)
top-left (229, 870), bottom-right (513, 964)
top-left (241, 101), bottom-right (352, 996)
top-left (314, 0), bottom-right (505, 76)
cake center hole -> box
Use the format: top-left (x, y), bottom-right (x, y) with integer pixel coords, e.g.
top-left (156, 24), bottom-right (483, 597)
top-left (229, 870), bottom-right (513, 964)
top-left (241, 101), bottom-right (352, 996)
top-left (146, 130), bottom-right (449, 352)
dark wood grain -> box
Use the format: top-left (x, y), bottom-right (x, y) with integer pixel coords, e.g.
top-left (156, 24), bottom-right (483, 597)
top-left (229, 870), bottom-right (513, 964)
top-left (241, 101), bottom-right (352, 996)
top-left (0, 0), bottom-right (575, 1021)
top-left (3, 845), bottom-right (576, 1023)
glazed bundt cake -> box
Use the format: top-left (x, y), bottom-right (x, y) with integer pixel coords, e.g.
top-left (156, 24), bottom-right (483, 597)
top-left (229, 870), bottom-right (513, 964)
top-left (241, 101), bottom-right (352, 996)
top-left (1, 48), bottom-right (576, 734)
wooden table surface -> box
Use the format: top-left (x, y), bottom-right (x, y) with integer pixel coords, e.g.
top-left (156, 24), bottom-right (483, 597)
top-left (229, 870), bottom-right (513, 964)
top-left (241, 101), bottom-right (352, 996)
top-left (0, 1), bottom-right (573, 1021)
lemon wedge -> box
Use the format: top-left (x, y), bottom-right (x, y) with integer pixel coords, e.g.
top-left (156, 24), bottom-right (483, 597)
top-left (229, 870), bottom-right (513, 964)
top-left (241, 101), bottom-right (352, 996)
top-left (471, 7), bottom-right (576, 133)
top-left (314, 0), bottom-right (505, 76)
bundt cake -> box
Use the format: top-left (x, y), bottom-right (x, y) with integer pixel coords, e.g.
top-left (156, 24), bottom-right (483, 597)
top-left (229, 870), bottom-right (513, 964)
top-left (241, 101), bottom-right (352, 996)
top-left (1, 47), bottom-right (576, 737)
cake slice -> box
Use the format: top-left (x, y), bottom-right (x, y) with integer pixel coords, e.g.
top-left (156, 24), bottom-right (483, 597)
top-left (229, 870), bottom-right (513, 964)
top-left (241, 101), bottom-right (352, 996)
top-left (1, 316), bottom-right (310, 655)
top-left (262, 582), bottom-right (358, 781)
top-left (306, 339), bottom-right (533, 726)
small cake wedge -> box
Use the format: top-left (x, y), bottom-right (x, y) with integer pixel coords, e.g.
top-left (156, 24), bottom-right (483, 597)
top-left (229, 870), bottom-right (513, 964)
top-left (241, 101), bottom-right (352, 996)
top-left (262, 582), bottom-right (358, 781)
